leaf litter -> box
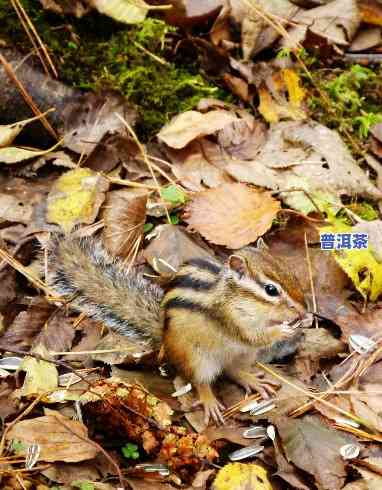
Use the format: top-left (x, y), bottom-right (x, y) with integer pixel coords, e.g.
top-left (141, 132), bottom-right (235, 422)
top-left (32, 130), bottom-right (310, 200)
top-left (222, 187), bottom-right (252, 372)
top-left (1, 1), bottom-right (382, 489)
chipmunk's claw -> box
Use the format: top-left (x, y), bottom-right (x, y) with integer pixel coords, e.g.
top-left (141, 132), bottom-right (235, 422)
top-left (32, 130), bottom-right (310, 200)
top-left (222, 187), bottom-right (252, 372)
top-left (194, 383), bottom-right (225, 426)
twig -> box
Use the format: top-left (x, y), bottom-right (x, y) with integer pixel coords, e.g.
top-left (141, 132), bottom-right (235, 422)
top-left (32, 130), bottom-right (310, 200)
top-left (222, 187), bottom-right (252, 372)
top-left (11, 0), bottom-right (57, 78)
top-left (114, 113), bottom-right (171, 224)
top-left (0, 54), bottom-right (57, 139)
top-left (304, 232), bottom-right (318, 328)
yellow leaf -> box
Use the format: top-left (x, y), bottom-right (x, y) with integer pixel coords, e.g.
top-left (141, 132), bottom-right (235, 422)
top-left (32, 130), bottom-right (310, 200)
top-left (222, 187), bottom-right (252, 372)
top-left (213, 463), bottom-right (272, 490)
top-left (47, 168), bottom-right (109, 233)
top-left (282, 68), bottom-right (305, 107)
top-left (321, 221), bottom-right (382, 301)
top-left (258, 86), bottom-right (280, 123)
top-left (15, 356), bottom-right (58, 399)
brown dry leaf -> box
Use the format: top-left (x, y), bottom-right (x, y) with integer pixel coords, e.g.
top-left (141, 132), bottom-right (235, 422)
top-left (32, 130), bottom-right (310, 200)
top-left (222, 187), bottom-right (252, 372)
top-left (92, 331), bottom-right (146, 365)
top-left (185, 183), bottom-right (280, 249)
top-left (166, 141), bottom-right (233, 191)
top-left (144, 224), bottom-right (214, 276)
top-left (32, 310), bottom-right (75, 353)
top-left (6, 412), bottom-right (98, 462)
top-left (349, 27), bottom-right (382, 52)
top-left (283, 0), bottom-right (360, 47)
top-left (63, 318), bottom-right (103, 365)
top-left (102, 188), bottom-right (147, 259)
top-left (39, 0), bottom-right (89, 16)
top-left (359, 0), bottom-right (382, 26)
top-left (0, 299), bottom-right (54, 350)
top-left (42, 461), bottom-right (101, 486)
top-left (0, 379), bottom-right (19, 422)
top-left (157, 110), bottom-right (239, 149)
top-left (63, 92), bottom-right (137, 155)
top-left (226, 121), bottom-right (382, 213)
top-left (229, 0), bottom-right (300, 59)
top-left (277, 415), bottom-right (352, 490)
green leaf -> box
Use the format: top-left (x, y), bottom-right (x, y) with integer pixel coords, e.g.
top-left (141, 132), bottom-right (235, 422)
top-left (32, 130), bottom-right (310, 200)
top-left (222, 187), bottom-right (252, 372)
top-left (72, 481), bottom-right (95, 490)
top-left (160, 185), bottom-right (186, 205)
top-left (122, 442), bottom-right (140, 459)
top-left (144, 222), bottom-right (154, 233)
top-left (170, 214), bottom-right (179, 225)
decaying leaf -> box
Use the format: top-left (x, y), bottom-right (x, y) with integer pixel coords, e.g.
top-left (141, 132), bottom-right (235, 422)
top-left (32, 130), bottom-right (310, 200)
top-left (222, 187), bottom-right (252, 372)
top-left (6, 412), bottom-right (99, 462)
top-left (47, 168), bottom-right (109, 232)
top-left (226, 121), bottom-right (382, 213)
top-left (277, 415), bottom-right (352, 490)
top-left (283, 0), bottom-right (360, 47)
top-left (102, 188), bottom-right (148, 259)
top-left (185, 183), bottom-right (280, 249)
top-left (229, 0), bottom-right (300, 59)
top-left (143, 224), bottom-right (214, 276)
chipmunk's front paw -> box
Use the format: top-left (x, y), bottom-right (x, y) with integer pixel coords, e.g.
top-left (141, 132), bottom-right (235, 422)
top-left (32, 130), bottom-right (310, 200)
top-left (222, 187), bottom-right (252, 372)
top-left (227, 368), bottom-right (279, 399)
top-left (194, 383), bottom-right (225, 425)
top-left (278, 319), bottom-right (301, 340)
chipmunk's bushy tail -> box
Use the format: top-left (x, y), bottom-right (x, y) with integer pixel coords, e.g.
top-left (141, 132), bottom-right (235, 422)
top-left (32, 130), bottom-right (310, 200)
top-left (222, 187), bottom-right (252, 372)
top-left (47, 234), bottom-right (164, 347)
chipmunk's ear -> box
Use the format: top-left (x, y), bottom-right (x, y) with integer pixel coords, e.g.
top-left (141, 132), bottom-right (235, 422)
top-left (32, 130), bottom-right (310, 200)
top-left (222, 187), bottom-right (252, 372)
top-left (228, 254), bottom-right (249, 278)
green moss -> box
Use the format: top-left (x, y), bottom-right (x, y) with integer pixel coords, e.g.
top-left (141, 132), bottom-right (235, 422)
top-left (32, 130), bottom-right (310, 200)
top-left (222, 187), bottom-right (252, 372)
top-left (0, 2), bottom-right (230, 139)
top-left (306, 64), bottom-right (382, 143)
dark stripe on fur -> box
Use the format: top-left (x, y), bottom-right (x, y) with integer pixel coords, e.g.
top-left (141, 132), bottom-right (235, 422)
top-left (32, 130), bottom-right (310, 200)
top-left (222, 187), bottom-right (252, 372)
top-left (170, 274), bottom-right (217, 291)
top-left (164, 297), bottom-right (210, 315)
top-left (185, 258), bottom-right (221, 275)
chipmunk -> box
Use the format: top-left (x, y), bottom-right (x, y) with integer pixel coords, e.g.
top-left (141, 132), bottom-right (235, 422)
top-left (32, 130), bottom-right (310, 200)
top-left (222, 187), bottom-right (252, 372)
top-left (47, 234), bottom-right (308, 424)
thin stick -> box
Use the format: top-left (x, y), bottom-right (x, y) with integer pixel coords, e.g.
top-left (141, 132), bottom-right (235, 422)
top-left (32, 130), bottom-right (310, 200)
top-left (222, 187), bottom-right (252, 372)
top-left (255, 361), bottom-right (371, 429)
top-left (304, 232), bottom-right (318, 328)
top-left (114, 113), bottom-right (171, 223)
top-left (0, 54), bottom-right (57, 139)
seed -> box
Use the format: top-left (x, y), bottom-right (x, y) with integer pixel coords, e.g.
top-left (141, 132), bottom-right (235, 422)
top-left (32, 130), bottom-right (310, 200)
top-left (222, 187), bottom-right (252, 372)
top-left (229, 444), bottom-right (264, 461)
top-left (172, 383), bottom-right (192, 397)
top-left (267, 425), bottom-right (276, 441)
top-left (135, 463), bottom-right (170, 474)
top-left (240, 400), bottom-right (261, 413)
top-left (250, 400), bottom-right (276, 416)
top-left (340, 444), bottom-right (360, 460)
top-left (242, 426), bottom-right (268, 439)
top-left (349, 334), bottom-right (377, 355)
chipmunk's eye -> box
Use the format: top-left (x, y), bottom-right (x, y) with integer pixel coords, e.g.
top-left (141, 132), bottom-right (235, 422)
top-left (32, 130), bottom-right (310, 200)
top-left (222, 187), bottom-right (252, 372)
top-left (264, 284), bottom-right (280, 297)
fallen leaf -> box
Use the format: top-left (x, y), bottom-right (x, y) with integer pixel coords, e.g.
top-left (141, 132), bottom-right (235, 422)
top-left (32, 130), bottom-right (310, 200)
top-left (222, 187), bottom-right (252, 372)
top-left (6, 412), bottom-right (98, 462)
top-left (32, 311), bottom-right (75, 354)
top-left (229, 0), bottom-right (300, 59)
top-left (0, 141), bottom-right (61, 164)
top-left (0, 112), bottom-right (54, 147)
top-left (212, 463), bottom-right (272, 490)
top-left (277, 415), bottom-right (352, 490)
top-left (0, 193), bottom-right (33, 224)
top-left (91, 0), bottom-right (151, 24)
top-left (14, 352), bottom-right (58, 399)
top-left (184, 183), bottom-right (280, 249)
top-left (63, 92), bottom-right (137, 155)
top-left (143, 224), bottom-right (214, 276)
top-left (166, 140), bottom-right (234, 191)
top-left (102, 188), bottom-right (147, 259)
top-left (47, 168), bottom-right (109, 232)
top-left (349, 27), bottom-right (382, 52)
top-left (359, 0), bottom-right (382, 26)
top-left (284, 0), bottom-right (360, 47)
top-left (157, 110), bottom-right (239, 149)
top-left (226, 121), bottom-right (382, 213)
